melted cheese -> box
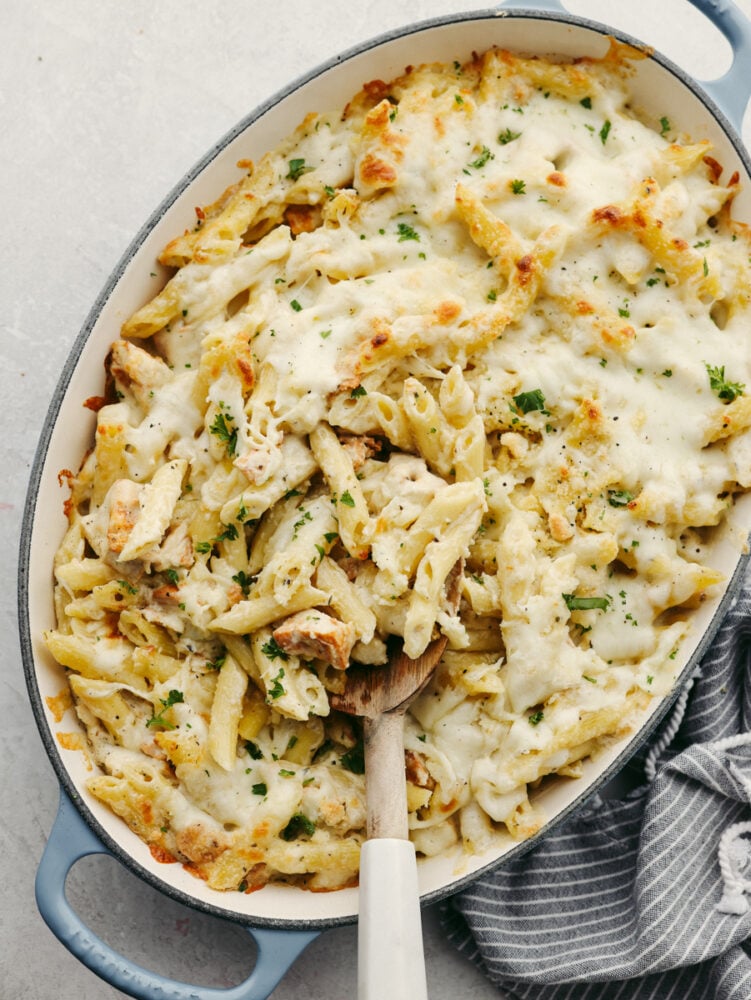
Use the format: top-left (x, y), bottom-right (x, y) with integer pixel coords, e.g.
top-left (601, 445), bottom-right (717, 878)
top-left (47, 43), bottom-right (751, 893)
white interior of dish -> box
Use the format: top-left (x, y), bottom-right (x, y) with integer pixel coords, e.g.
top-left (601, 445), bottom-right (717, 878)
top-left (26, 11), bottom-right (751, 925)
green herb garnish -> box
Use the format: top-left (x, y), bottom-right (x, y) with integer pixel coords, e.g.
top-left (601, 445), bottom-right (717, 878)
top-left (607, 489), bottom-right (634, 508)
top-left (280, 814), bottom-right (316, 841)
top-left (207, 652), bottom-right (226, 671)
top-left (287, 158), bottom-right (312, 181)
top-left (262, 639), bottom-right (290, 663)
top-left (396, 222), bottom-right (420, 242)
top-left (512, 388), bottom-right (547, 414)
top-left (341, 740), bottom-right (365, 774)
top-left (498, 127), bottom-right (521, 145)
top-left (232, 571), bottom-right (253, 597)
top-left (468, 146), bottom-right (494, 169)
top-left (217, 523), bottom-right (239, 543)
top-left (563, 593), bottom-right (611, 612)
top-left (705, 363), bottom-right (745, 402)
top-left (146, 690), bottom-right (184, 730)
top-left (209, 409), bottom-right (237, 456)
top-left (268, 668), bottom-right (286, 700)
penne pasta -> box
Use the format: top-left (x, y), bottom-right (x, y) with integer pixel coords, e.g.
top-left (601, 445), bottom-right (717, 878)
top-left (45, 40), bottom-right (751, 894)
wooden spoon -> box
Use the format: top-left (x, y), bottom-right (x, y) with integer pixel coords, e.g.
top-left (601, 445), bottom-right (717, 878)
top-left (330, 561), bottom-right (463, 1000)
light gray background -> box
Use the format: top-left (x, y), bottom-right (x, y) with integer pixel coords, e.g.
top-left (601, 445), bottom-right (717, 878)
top-left (4, 1), bottom-right (751, 997)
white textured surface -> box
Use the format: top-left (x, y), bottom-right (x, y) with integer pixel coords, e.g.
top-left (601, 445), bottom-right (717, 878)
top-left (3, 1), bottom-right (751, 997)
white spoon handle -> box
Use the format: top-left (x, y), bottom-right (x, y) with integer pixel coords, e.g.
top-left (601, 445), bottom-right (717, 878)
top-left (358, 838), bottom-right (428, 1000)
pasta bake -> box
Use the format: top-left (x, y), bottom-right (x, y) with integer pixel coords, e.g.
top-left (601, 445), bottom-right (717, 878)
top-left (46, 41), bottom-right (751, 893)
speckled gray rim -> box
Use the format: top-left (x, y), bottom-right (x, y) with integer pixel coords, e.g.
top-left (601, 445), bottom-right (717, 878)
top-left (18, 3), bottom-right (751, 932)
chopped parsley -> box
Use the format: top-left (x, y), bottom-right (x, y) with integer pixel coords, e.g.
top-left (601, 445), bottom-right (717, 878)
top-left (252, 782), bottom-right (268, 796)
top-left (287, 158), bottom-right (312, 181)
top-left (705, 362), bottom-right (745, 402)
top-left (341, 740), bottom-right (365, 774)
top-left (563, 593), bottom-right (611, 612)
top-left (207, 651), bottom-right (226, 671)
top-left (232, 570), bottom-right (253, 596)
top-left (396, 221), bottom-right (420, 242)
top-left (350, 385), bottom-right (367, 398)
top-left (261, 638), bottom-right (290, 662)
top-left (268, 668), bottom-right (286, 700)
top-left (339, 490), bottom-right (356, 507)
top-left (280, 813), bottom-right (316, 841)
top-left (512, 388), bottom-right (547, 414)
top-left (209, 408), bottom-right (237, 456)
top-left (607, 489), bottom-right (634, 508)
top-left (498, 127), bottom-right (521, 145)
top-left (196, 523), bottom-right (239, 555)
top-left (468, 146), bottom-right (494, 169)
top-left (510, 178), bottom-right (527, 195)
top-left (217, 523), bottom-right (238, 543)
top-left (146, 690), bottom-right (184, 730)
top-left (292, 508), bottom-right (313, 539)
top-left (246, 740), bottom-right (264, 760)
top-left (599, 119), bottom-right (612, 144)
top-left (580, 96), bottom-right (592, 109)
top-left (528, 710), bottom-right (545, 726)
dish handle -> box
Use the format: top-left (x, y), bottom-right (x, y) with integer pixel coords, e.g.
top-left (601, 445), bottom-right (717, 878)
top-left (35, 789), bottom-right (318, 1000)
top-left (687, 0), bottom-right (751, 131)
top-left (495, 0), bottom-right (751, 132)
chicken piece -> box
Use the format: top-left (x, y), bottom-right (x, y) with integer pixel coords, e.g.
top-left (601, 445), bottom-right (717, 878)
top-left (340, 434), bottom-right (380, 470)
top-left (405, 749), bottom-right (435, 790)
top-left (106, 479), bottom-right (142, 554)
top-left (272, 609), bottom-right (357, 671)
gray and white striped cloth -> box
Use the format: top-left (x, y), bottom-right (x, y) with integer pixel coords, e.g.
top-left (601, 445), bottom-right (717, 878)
top-left (441, 570), bottom-right (751, 999)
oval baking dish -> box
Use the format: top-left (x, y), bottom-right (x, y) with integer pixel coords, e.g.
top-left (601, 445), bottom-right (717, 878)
top-left (19, 1), bottom-right (751, 996)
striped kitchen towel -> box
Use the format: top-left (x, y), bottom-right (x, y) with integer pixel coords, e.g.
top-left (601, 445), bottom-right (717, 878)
top-left (441, 569), bottom-right (751, 999)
